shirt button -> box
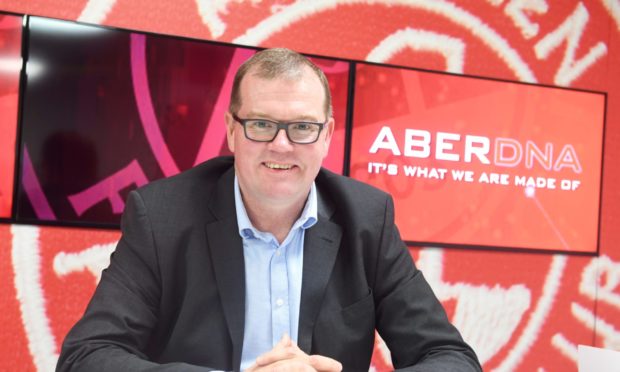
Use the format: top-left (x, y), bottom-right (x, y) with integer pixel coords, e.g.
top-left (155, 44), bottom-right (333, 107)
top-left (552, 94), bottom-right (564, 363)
top-left (276, 298), bottom-right (284, 307)
top-left (275, 249), bottom-right (281, 256)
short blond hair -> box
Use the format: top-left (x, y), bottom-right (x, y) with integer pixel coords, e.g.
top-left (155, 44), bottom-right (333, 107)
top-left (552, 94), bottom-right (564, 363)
top-left (229, 48), bottom-right (333, 118)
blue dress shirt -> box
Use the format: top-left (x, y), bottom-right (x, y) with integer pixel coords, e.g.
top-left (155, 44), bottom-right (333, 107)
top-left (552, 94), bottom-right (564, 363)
top-left (234, 177), bottom-right (318, 371)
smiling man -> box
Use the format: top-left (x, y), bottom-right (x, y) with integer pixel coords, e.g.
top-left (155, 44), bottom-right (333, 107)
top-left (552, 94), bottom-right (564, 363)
top-left (57, 48), bottom-right (481, 372)
top-left (225, 53), bottom-right (333, 245)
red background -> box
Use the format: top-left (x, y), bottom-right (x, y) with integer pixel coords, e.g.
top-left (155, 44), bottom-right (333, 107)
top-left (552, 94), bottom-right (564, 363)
top-left (1, 1), bottom-right (619, 371)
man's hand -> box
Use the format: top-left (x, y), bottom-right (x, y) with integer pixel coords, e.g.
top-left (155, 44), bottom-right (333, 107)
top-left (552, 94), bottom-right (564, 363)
top-left (245, 334), bottom-right (342, 372)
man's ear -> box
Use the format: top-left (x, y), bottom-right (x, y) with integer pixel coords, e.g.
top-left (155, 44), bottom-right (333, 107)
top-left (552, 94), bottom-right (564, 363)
top-left (322, 117), bottom-right (335, 152)
top-left (225, 111), bottom-right (236, 153)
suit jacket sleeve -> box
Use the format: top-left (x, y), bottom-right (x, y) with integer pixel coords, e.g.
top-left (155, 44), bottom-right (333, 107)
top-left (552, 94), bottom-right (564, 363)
top-left (56, 191), bottom-right (215, 372)
top-left (374, 196), bottom-right (481, 372)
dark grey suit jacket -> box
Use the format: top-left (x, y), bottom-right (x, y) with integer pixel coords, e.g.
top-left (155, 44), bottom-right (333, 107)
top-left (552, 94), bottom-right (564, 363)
top-left (57, 156), bottom-right (480, 372)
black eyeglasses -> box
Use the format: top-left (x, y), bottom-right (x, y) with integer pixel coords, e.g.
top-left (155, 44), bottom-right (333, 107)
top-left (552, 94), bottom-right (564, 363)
top-left (232, 113), bottom-right (326, 144)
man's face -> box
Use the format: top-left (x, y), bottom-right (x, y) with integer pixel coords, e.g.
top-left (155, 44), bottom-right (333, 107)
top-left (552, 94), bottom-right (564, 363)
top-left (225, 66), bottom-right (334, 208)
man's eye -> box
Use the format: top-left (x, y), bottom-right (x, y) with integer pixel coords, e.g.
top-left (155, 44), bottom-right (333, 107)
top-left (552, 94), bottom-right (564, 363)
top-left (293, 123), bottom-right (313, 131)
top-left (251, 121), bottom-right (272, 129)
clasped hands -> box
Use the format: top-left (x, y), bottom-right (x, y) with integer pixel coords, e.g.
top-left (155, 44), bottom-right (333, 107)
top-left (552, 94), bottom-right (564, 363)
top-left (245, 334), bottom-right (342, 372)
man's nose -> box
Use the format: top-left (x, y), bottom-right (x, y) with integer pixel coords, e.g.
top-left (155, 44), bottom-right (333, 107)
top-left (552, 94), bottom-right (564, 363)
top-left (268, 128), bottom-right (294, 150)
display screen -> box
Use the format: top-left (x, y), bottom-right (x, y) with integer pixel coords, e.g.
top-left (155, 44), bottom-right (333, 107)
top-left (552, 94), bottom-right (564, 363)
top-left (350, 63), bottom-right (605, 253)
top-left (0, 14), bottom-right (22, 218)
top-left (16, 17), bottom-right (350, 226)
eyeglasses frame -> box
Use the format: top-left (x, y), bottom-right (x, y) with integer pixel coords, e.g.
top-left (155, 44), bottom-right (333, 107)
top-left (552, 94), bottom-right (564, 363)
top-left (232, 113), bottom-right (327, 144)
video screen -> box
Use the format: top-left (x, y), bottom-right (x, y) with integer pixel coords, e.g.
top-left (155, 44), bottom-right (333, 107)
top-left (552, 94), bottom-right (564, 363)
top-left (17, 17), bottom-right (350, 226)
top-left (0, 14), bottom-right (22, 218)
top-left (350, 63), bottom-right (605, 253)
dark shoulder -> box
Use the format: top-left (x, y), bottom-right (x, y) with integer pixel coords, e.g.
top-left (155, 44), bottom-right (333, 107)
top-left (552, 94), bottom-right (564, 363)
top-left (135, 156), bottom-right (233, 197)
top-left (316, 167), bottom-right (391, 216)
top-left (317, 167), bottom-right (389, 197)
top-left (129, 156), bottom-right (234, 221)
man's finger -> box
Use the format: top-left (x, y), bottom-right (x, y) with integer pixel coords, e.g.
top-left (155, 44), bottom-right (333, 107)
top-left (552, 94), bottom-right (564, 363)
top-left (252, 358), bottom-right (315, 372)
top-left (254, 333), bottom-right (292, 365)
top-left (255, 345), bottom-right (305, 366)
top-left (309, 354), bottom-right (343, 372)
top-left (277, 334), bottom-right (291, 347)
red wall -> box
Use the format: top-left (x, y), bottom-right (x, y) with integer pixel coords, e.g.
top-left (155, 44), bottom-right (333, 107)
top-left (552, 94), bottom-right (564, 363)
top-left (1, 1), bottom-right (619, 370)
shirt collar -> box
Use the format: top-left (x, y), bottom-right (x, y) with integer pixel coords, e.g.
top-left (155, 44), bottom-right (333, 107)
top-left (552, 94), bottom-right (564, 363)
top-left (234, 176), bottom-right (318, 240)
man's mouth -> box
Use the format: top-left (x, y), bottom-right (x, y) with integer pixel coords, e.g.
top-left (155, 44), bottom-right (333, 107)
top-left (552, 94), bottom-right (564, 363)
top-left (264, 162), bottom-right (293, 170)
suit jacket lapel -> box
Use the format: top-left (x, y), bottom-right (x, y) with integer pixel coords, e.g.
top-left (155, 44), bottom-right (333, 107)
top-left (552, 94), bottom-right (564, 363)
top-left (205, 168), bottom-right (246, 371)
top-left (297, 190), bottom-right (342, 354)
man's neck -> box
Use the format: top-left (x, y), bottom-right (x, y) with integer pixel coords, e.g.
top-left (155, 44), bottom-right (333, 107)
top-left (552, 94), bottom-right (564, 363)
top-left (242, 194), bottom-right (307, 244)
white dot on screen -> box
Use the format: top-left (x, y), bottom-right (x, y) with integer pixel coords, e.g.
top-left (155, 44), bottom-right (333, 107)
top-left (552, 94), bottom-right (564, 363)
top-left (525, 186), bottom-right (535, 198)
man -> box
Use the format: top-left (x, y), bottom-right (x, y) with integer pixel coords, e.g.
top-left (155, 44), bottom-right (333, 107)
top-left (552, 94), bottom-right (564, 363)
top-left (57, 48), bottom-right (481, 371)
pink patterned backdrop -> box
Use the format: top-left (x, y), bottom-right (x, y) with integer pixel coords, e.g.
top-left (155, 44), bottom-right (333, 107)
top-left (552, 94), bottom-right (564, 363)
top-left (1, 1), bottom-right (619, 371)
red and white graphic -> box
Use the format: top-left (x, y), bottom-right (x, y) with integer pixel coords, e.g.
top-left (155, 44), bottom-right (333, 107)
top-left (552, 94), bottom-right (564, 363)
top-left (0, 224), bottom-right (120, 371)
top-left (0, 1), bottom-right (619, 371)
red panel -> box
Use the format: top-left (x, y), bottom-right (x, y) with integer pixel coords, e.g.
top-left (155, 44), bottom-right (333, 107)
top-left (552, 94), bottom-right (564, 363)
top-left (0, 14), bottom-right (21, 217)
